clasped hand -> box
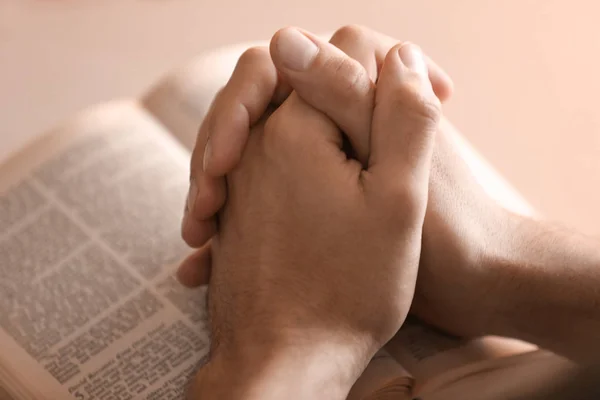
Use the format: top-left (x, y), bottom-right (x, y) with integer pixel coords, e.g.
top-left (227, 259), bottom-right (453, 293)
top-left (182, 28), bottom-right (441, 399)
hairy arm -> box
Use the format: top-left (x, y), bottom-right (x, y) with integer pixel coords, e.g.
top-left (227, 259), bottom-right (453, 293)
top-left (483, 213), bottom-right (600, 363)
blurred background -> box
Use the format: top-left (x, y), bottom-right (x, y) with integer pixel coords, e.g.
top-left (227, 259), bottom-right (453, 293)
top-left (1, 0), bottom-right (600, 234)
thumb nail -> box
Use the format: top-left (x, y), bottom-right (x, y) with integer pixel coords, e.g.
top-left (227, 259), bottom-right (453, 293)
top-left (275, 28), bottom-right (319, 71)
top-left (398, 44), bottom-right (427, 77)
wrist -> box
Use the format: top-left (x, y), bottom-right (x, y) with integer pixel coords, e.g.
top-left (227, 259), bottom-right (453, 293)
top-left (480, 215), bottom-right (600, 361)
top-left (466, 208), bottom-right (533, 334)
top-left (190, 333), bottom-right (373, 400)
top-left (442, 206), bottom-right (527, 337)
top-left (478, 212), bottom-right (588, 336)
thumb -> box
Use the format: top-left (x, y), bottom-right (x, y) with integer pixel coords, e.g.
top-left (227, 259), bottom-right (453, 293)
top-left (368, 43), bottom-right (441, 185)
top-left (270, 27), bottom-right (374, 164)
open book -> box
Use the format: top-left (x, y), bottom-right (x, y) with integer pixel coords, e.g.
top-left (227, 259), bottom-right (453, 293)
top-left (0, 48), bottom-right (577, 400)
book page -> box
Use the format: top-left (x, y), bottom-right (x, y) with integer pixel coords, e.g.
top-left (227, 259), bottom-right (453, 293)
top-left (384, 318), bottom-right (537, 395)
top-left (0, 101), bottom-right (211, 400)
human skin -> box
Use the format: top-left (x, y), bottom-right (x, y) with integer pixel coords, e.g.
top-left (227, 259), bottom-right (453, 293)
top-left (185, 37), bottom-right (442, 399)
top-left (182, 27), bottom-right (600, 396)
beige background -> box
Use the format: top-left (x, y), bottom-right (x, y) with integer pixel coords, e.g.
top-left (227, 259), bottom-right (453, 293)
top-left (1, 0), bottom-right (599, 234)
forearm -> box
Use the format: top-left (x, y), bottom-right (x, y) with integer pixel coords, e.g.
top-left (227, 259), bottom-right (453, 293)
top-left (484, 213), bottom-right (600, 362)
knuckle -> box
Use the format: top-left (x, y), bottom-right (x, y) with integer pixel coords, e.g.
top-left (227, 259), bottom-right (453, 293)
top-left (331, 24), bottom-right (370, 45)
top-left (326, 56), bottom-right (370, 97)
top-left (391, 77), bottom-right (442, 125)
top-left (237, 46), bottom-right (269, 67)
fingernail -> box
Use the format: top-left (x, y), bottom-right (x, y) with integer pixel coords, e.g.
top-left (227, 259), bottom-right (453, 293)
top-left (276, 28), bottom-right (319, 71)
top-left (187, 177), bottom-right (198, 215)
top-left (398, 44), bottom-right (427, 76)
top-left (203, 137), bottom-right (212, 172)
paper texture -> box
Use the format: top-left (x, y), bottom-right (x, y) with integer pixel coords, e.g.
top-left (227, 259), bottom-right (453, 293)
top-left (0, 102), bottom-right (209, 400)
